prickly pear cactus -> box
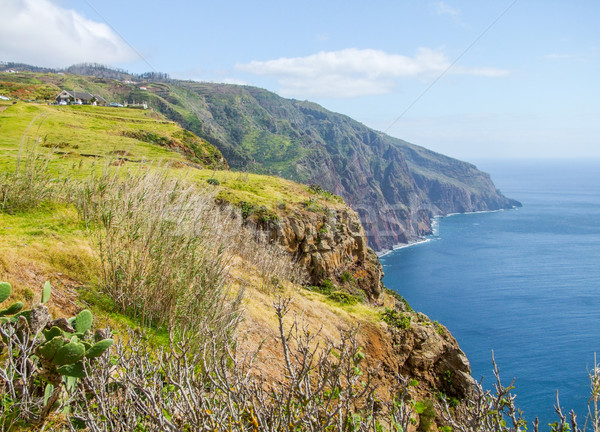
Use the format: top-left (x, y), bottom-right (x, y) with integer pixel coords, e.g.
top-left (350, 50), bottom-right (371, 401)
top-left (0, 280), bottom-right (114, 420)
top-left (0, 281), bottom-right (11, 303)
top-left (41, 281), bottom-right (51, 304)
top-left (53, 341), bottom-right (86, 366)
top-left (0, 282), bottom-right (24, 318)
top-left (86, 338), bottom-right (114, 358)
top-left (74, 309), bottom-right (93, 334)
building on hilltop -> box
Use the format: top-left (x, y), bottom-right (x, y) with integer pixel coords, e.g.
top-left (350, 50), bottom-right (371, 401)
top-left (55, 90), bottom-right (106, 106)
top-left (124, 101), bottom-right (148, 109)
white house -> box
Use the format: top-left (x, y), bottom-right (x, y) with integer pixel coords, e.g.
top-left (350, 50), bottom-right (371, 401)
top-left (55, 90), bottom-right (106, 105)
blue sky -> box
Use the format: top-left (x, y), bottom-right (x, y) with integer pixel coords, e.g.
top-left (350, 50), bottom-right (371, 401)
top-left (1, 0), bottom-right (599, 161)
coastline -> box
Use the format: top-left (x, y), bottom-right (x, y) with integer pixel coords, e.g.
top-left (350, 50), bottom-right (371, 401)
top-left (375, 208), bottom-right (511, 258)
top-left (376, 238), bottom-right (432, 257)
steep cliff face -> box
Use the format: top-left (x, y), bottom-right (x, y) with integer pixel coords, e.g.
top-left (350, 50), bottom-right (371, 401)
top-left (247, 203), bottom-right (384, 301)
top-left (360, 310), bottom-right (474, 403)
top-left (241, 199), bottom-right (474, 404)
top-left (157, 82), bottom-right (521, 252)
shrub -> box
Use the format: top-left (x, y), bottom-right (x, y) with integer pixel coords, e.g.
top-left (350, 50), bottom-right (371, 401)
top-left (206, 177), bottom-right (220, 185)
top-left (64, 298), bottom-right (410, 431)
top-left (415, 398), bottom-right (436, 431)
top-left (240, 200), bottom-right (254, 219)
top-left (434, 320), bottom-right (445, 336)
top-left (340, 270), bottom-right (354, 283)
top-left (328, 290), bottom-right (359, 305)
top-left (384, 286), bottom-right (413, 312)
top-left (381, 307), bottom-right (411, 329)
top-left (318, 278), bottom-right (336, 294)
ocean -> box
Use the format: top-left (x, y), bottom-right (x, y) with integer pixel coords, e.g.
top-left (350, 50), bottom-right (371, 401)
top-left (380, 159), bottom-right (600, 425)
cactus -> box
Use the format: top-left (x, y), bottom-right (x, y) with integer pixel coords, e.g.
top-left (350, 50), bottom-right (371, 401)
top-left (43, 326), bottom-right (63, 341)
top-left (37, 336), bottom-right (67, 361)
top-left (53, 341), bottom-right (86, 366)
top-left (1, 280), bottom-right (113, 420)
top-left (9, 309), bottom-right (31, 323)
top-left (41, 281), bottom-right (51, 304)
top-left (57, 362), bottom-right (86, 378)
top-left (0, 281), bottom-right (11, 303)
top-left (0, 301), bottom-right (23, 316)
top-left (86, 339), bottom-right (114, 358)
top-left (0, 282), bottom-right (24, 318)
top-left (74, 309), bottom-right (92, 334)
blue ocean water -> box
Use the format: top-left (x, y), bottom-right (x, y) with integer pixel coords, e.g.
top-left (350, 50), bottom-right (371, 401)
top-left (380, 159), bottom-right (600, 425)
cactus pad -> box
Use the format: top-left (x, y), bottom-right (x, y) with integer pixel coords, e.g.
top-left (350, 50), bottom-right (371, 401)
top-left (53, 342), bottom-right (85, 366)
top-left (43, 326), bottom-right (64, 341)
top-left (38, 336), bottom-right (67, 361)
top-left (57, 361), bottom-right (86, 378)
top-left (0, 282), bottom-right (11, 303)
top-left (41, 281), bottom-right (51, 304)
top-left (86, 339), bottom-right (114, 358)
top-left (0, 301), bottom-right (23, 317)
top-left (74, 309), bottom-right (93, 334)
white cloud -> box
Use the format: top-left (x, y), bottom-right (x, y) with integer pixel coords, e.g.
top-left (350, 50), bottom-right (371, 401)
top-left (237, 48), bottom-right (509, 98)
top-left (0, 0), bottom-right (137, 68)
top-left (432, 1), bottom-right (460, 17)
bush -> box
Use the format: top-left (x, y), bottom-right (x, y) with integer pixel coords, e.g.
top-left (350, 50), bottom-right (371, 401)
top-left (434, 320), bottom-right (445, 336)
top-left (415, 398), bottom-right (436, 431)
top-left (381, 307), bottom-right (411, 329)
top-left (340, 270), bottom-right (354, 283)
top-left (328, 290), bottom-right (359, 305)
top-left (206, 177), bottom-right (220, 185)
top-left (63, 298), bottom-right (410, 431)
top-left (310, 278), bottom-right (336, 295)
top-left (384, 287), bottom-right (413, 312)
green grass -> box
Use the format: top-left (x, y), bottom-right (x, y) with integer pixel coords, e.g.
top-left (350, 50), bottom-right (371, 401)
top-left (241, 130), bottom-right (310, 174)
top-left (0, 102), bottom-right (343, 216)
top-left (0, 103), bottom-right (193, 165)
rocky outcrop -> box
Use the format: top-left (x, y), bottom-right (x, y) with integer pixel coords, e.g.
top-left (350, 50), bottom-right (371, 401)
top-left (360, 306), bottom-right (475, 403)
top-left (254, 206), bottom-right (384, 301)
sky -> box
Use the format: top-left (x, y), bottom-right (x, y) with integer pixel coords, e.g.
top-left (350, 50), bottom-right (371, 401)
top-left (1, 0), bottom-right (599, 161)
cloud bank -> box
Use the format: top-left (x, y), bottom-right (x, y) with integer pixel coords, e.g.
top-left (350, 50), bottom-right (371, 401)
top-left (0, 0), bottom-right (136, 68)
top-left (237, 48), bottom-right (508, 98)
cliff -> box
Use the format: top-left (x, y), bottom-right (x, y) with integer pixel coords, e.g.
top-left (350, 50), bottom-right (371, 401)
top-left (238, 189), bottom-right (475, 409)
top-left (151, 82), bottom-right (521, 252)
top-left (0, 69), bottom-right (520, 252)
top-left (248, 203), bottom-right (383, 301)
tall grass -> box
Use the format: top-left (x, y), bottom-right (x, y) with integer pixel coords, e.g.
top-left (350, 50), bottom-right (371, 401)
top-left (76, 165), bottom-right (242, 335)
top-left (75, 162), bottom-right (305, 335)
top-left (0, 144), bottom-right (61, 214)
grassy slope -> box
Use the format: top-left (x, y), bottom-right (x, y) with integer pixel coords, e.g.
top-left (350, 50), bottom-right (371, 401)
top-left (0, 72), bottom-right (227, 169)
top-left (0, 99), bottom-right (374, 330)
